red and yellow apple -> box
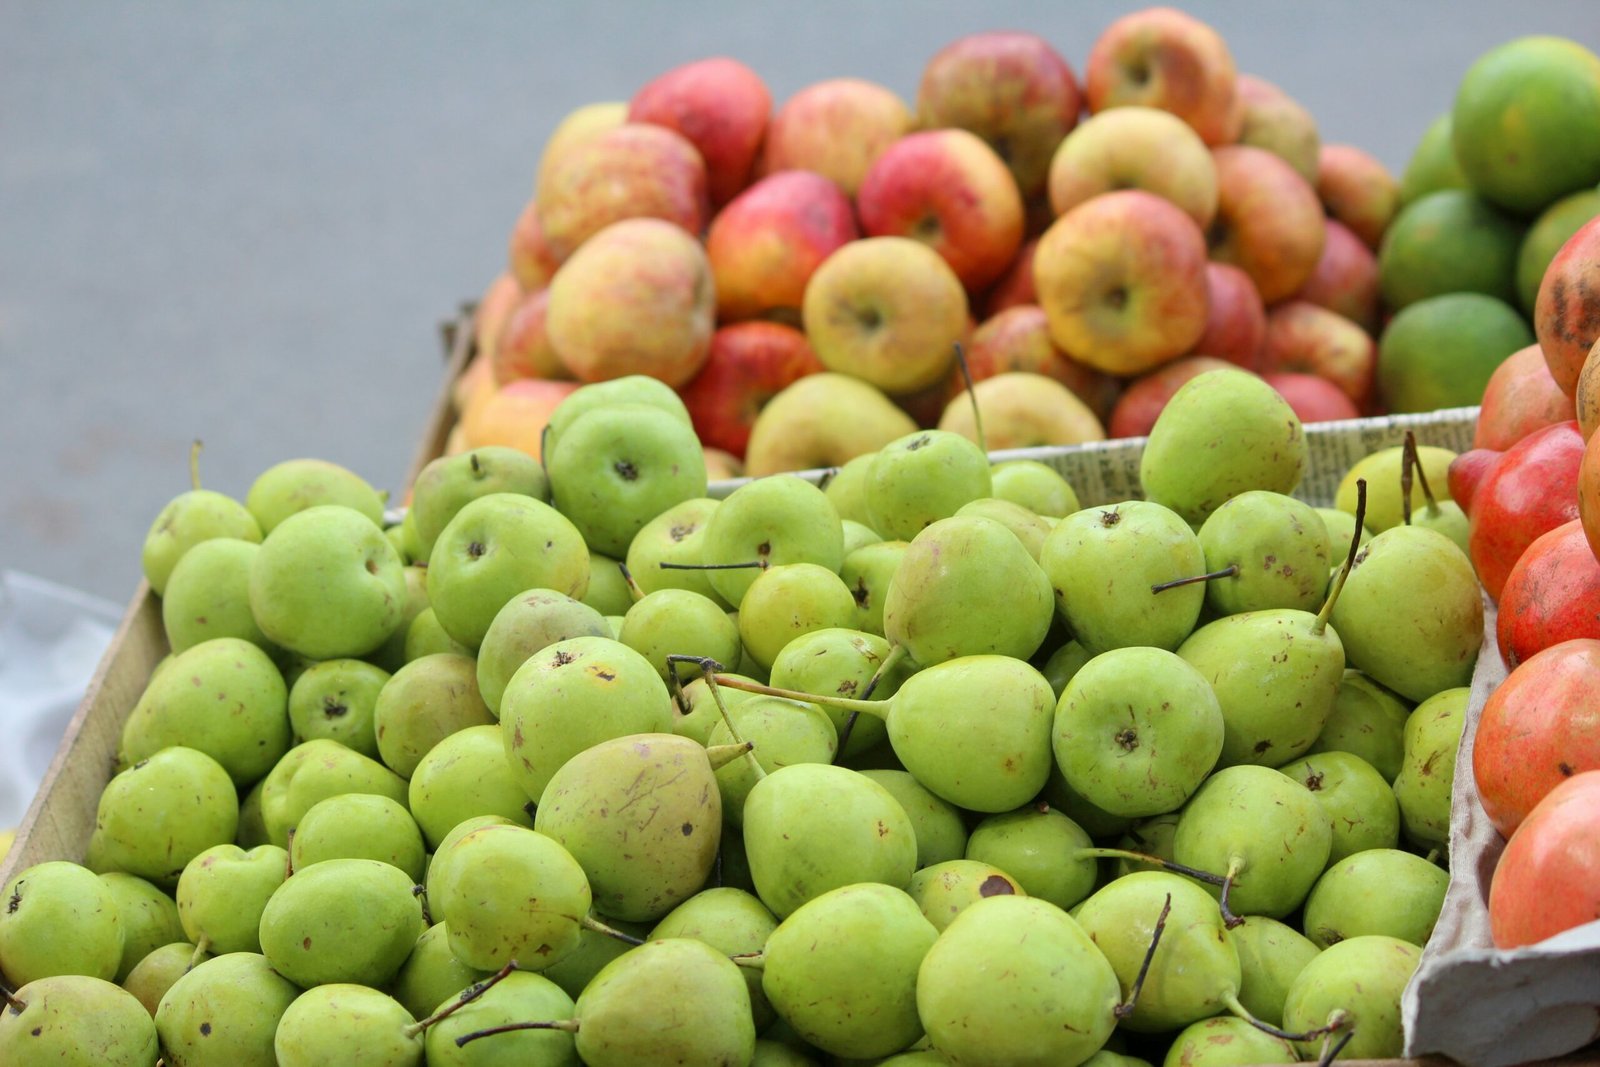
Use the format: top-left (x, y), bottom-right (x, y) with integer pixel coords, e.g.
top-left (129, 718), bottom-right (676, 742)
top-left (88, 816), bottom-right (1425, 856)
top-left (801, 236), bottom-right (969, 396)
top-left (679, 321), bottom-right (826, 458)
top-left (492, 287), bottom-right (569, 384)
top-left (743, 372), bottom-right (919, 476)
top-left (939, 372), bottom-right (1105, 450)
top-left (1033, 189), bottom-right (1210, 375)
top-left (704, 170), bottom-right (859, 324)
top-left (856, 128), bottom-right (1026, 293)
top-left (546, 217), bottom-right (715, 387)
top-left (1193, 261), bottom-right (1266, 371)
top-left (954, 305), bottom-right (1122, 421)
top-left (1260, 300), bottom-right (1376, 406)
top-left (1108, 356), bottom-right (1239, 438)
top-left (1232, 74), bottom-right (1320, 184)
top-left (508, 197), bottom-right (561, 290)
top-left (916, 31), bottom-right (1081, 199)
top-left (1083, 6), bottom-right (1239, 146)
top-left (536, 122), bottom-right (709, 261)
top-left (760, 78), bottom-right (913, 196)
top-left (628, 57), bottom-right (772, 208)
top-left (1295, 218), bottom-right (1381, 334)
top-left (1317, 143), bottom-right (1400, 250)
top-left (535, 101), bottom-right (628, 192)
top-left (1209, 144), bottom-right (1326, 304)
top-left (1262, 372), bottom-right (1361, 423)
top-left (1046, 106), bottom-right (1218, 229)
top-left (460, 378), bottom-right (581, 459)
top-left (984, 237), bottom-right (1039, 315)
top-left (472, 272), bottom-right (524, 377)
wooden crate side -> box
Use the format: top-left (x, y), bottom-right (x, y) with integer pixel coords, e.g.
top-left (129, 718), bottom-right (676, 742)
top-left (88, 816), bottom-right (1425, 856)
top-left (0, 585), bottom-right (166, 888)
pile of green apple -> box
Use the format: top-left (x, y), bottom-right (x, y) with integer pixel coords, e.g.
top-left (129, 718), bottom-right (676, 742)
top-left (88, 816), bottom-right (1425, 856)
top-left (453, 5), bottom-right (1445, 482)
top-left (0, 367), bottom-right (1488, 1065)
top-left (1375, 34), bottom-right (1600, 415)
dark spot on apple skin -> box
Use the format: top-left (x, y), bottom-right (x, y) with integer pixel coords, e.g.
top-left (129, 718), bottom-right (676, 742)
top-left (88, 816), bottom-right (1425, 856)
top-left (669, 524), bottom-right (695, 542)
top-left (597, 670), bottom-right (616, 682)
top-left (200, 1022), bottom-right (212, 1036)
top-left (681, 822), bottom-right (694, 836)
top-left (1560, 762), bottom-right (1575, 776)
top-left (907, 435), bottom-right (931, 452)
top-left (615, 460), bottom-right (639, 482)
top-left (1253, 739), bottom-right (1273, 754)
top-left (365, 558), bottom-right (379, 575)
top-left (552, 651), bottom-right (575, 667)
top-left (467, 541), bottom-right (486, 558)
top-left (979, 875), bottom-right (1016, 897)
top-left (31, 1027), bottom-right (41, 1036)
top-left (853, 579), bottom-right (870, 608)
top-left (302, 937), bottom-right (312, 950)
top-left (7, 881), bottom-right (22, 913)
top-left (756, 541), bottom-right (771, 557)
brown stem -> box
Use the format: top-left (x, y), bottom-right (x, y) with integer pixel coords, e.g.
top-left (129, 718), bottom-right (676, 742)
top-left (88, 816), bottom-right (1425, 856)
top-left (405, 960), bottom-right (518, 1036)
top-left (1, 987), bottom-right (24, 1012)
top-left (455, 1019), bottom-right (581, 1047)
top-left (1114, 892), bottom-right (1172, 1019)
top-left (413, 884), bottom-right (431, 927)
top-left (1074, 848), bottom-right (1227, 887)
top-left (580, 914), bottom-right (645, 946)
top-left (1407, 431), bottom-right (1442, 513)
top-left (954, 341), bottom-right (986, 455)
top-left (1401, 432), bottom-right (1417, 526)
top-left (284, 830), bottom-right (295, 878)
top-left (1218, 857), bottom-right (1245, 929)
top-left (835, 643), bottom-right (907, 762)
top-left (1315, 478), bottom-right (1366, 637)
top-left (658, 560), bottom-right (767, 571)
top-left (1151, 564), bottom-right (1239, 594)
top-left (616, 562), bottom-right (645, 604)
top-left (1318, 1025), bottom-right (1356, 1066)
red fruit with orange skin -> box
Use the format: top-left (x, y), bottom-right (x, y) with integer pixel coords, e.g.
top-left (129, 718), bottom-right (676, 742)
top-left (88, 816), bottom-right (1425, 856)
top-left (984, 237), bottom-right (1039, 316)
top-left (1454, 421), bottom-right (1586, 601)
top-left (857, 128), bottom-right (1026, 293)
top-left (1209, 145), bottom-right (1327, 304)
top-left (704, 170), bottom-right (859, 324)
top-left (1260, 300), bottom-right (1376, 406)
top-left (1108, 356), bottom-right (1240, 438)
top-left (1315, 144), bottom-right (1400, 250)
top-left (629, 57), bottom-right (772, 209)
top-left (1475, 343), bottom-right (1578, 450)
top-left (1488, 769), bottom-right (1600, 948)
top-left (678, 322), bottom-right (824, 458)
top-left (1496, 521), bottom-right (1600, 670)
top-left (492, 288), bottom-right (570, 384)
top-left (1193, 262), bottom-right (1266, 371)
top-left (1296, 219), bottom-right (1381, 334)
top-left (1083, 6), bottom-right (1239, 146)
top-left (1262, 372), bottom-right (1361, 424)
top-left (1582, 421), bottom-right (1600, 563)
top-left (1535, 215), bottom-right (1600, 396)
top-left (952, 305), bottom-right (1119, 421)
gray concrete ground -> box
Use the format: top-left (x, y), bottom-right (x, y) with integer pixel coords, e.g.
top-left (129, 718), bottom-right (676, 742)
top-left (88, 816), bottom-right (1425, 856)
top-left (3, 1), bottom-right (1599, 603)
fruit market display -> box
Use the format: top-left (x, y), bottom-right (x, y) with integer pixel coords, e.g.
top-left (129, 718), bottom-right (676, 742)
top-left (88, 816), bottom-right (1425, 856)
top-left (7, 9), bottom-right (1600, 1067)
top-left (449, 12), bottom-right (1600, 481)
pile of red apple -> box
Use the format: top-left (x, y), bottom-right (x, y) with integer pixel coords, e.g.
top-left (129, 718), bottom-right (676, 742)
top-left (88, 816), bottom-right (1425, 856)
top-left (1443, 212), bottom-right (1600, 950)
top-left (448, 6), bottom-right (1408, 478)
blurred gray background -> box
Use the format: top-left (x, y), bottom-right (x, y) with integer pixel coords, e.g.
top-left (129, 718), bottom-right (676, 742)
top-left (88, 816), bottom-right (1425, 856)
top-left (4, 1), bottom-right (1599, 605)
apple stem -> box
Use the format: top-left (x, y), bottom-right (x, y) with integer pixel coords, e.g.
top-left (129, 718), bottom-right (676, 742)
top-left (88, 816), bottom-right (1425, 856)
top-left (1229, 992), bottom-right (1350, 1045)
top-left (616, 561), bottom-right (645, 604)
top-left (1406, 431), bottom-right (1442, 514)
top-left (283, 831), bottom-right (295, 879)
top-left (188, 439), bottom-right (204, 491)
top-left (1401, 433), bottom-right (1417, 526)
top-left (1075, 847), bottom-right (1227, 886)
top-left (190, 937), bottom-right (211, 969)
top-left (1314, 478), bottom-right (1366, 637)
top-left (581, 914), bottom-right (646, 946)
top-left (704, 740), bottom-right (755, 771)
top-left (1218, 856), bottom-right (1246, 929)
top-left (834, 642), bottom-right (907, 761)
top-left (815, 467), bottom-right (839, 492)
top-left (953, 342), bottom-right (987, 455)
top-left (538, 424), bottom-right (551, 475)
top-left (1317, 1021), bottom-right (1357, 1067)
top-left (456, 1019), bottom-right (581, 1047)
top-left (730, 951), bottom-right (765, 970)
top-left (674, 658), bottom-right (766, 783)
top-left (666, 666), bottom-right (691, 715)
top-left (1, 986), bottom-right (24, 1012)
top-left (405, 960), bottom-right (518, 1036)
top-left (713, 673), bottom-right (889, 722)
top-left (1114, 892), bottom-right (1172, 1019)
top-left (413, 883), bottom-right (432, 926)
top-left (1151, 565), bottom-right (1239, 594)
top-left (658, 560), bottom-right (768, 572)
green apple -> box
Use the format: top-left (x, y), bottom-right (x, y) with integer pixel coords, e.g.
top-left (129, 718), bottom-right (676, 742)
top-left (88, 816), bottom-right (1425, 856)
top-left (409, 446), bottom-right (550, 560)
top-left (246, 457), bottom-right (385, 533)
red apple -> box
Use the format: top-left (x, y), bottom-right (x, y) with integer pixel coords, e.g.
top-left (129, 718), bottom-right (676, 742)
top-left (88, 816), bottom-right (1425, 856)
top-left (1209, 145), bottom-right (1327, 304)
top-left (704, 170), bottom-right (859, 324)
top-left (984, 237), bottom-right (1039, 316)
top-left (760, 78), bottom-right (914, 197)
top-left (628, 57), bottom-right (772, 209)
top-left (1535, 215), bottom-right (1600, 396)
top-left (1295, 219), bottom-right (1381, 334)
top-left (535, 101), bottom-right (628, 192)
top-left (801, 236), bottom-right (969, 395)
top-left (472, 272), bottom-right (524, 376)
top-left (508, 197), bottom-right (561, 290)
top-left (1475, 343), bottom-right (1578, 450)
top-left (1453, 420), bottom-right (1586, 601)
top-left (1083, 6), bottom-right (1239, 146)
top-left (1489, 769), bottom-right (1600, 948)
top-left (857, 128), bottom-right (1026, 292)
top-left (1108, 356), bottom-right (1240, 438)
top-left (1046, 106), bottom-right (1218, 230)
top-left (1497, 521), bottom-right (1600, 670)
top-left (1316, 143), bottom-right (1400, 251)
top-left (1476, 637), bottom-right (1600, 836)
top-left (546, 217), bottom-right (715, 387)
top-left (1260, 300), bottom-right (1376, 406)
top-left (955, 305), bottom-right (1120, 421)
top-left (916, 31), bottom-right (1081, 200)
top-left (1033, 189), bottom-right (1210, 376)
top-left (678, 321), bottom-right (825, 458)
top-left (536, 122), bottom-right (709, 261)
top-left (492, 287), bottom-right (570, 384)
top-left (1233, 74), bottom-right (1320, 184)
top-left (1193, 262), bottom-right (1266, 370)
top-left (1262, 372), bottom-right (1361, 423)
